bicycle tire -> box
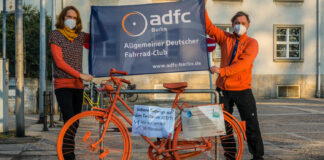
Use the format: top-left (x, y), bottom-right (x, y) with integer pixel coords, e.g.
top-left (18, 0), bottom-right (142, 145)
top-left (126, 93), bottom-right (138, 102)
top-left (57, 111), bottom-right (132, 160)
top-left (172, 113), bottom-right (244, 160)
top-left (121, 84), bottom-right (138, 102)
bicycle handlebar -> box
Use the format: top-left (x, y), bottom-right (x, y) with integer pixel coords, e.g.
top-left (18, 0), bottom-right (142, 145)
top-left (121, 79), bottom-right (131, 84)
top-left (109, 68), bottom-right (131, 86)
top-left (110, 68), bottom-right (128, 75)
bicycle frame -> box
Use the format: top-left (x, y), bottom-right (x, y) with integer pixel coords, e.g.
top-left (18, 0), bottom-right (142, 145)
top-left (57, 68), bottom-right (247, 160)
top-left (88, 78), bottom-right (216, 158)
top-left (83, 90), bottom-right (100, 107)
top-left (81, 69), bottom-right (246, 159)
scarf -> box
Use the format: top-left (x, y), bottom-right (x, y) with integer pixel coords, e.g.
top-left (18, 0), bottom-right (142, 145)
top-left (57, 26), bottom-right (78, 41)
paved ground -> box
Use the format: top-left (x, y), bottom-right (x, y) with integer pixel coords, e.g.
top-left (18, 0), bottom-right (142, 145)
top-left (1, 98), bottom-right (324, 160)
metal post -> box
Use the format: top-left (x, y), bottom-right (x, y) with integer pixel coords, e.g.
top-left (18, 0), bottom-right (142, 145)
top-left (51, 0), bottom-right (57, 115)
top-left (43, 91), bottom-right (48, 131)
top-left (315, 0), bottom-right (321, 98)
top-left (207, 52), bottom-right (214, 104)
top-left (15, 0), bottom-right (25, 137)
top-left (2, 0), bottom-right (6, 59)
top-left (49, 91), bottom-right (55, 128)
top-left (0, 0), bottom-right (9, 133)
top-left (0, 59), bottom-right (8, 133)
top-left (52, 0), bottom-right (56, 30)
top-left (39, 0), bottom-right (46, 122)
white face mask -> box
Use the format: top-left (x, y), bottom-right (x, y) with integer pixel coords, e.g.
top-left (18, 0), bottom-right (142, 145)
top-left (64, 19), bottom-right (76, 30)
top-left (233, 24), bottom-right (247, 36)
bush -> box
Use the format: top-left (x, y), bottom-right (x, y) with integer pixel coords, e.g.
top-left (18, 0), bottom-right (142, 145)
top-left (0, 5), bottom-right (52, 78)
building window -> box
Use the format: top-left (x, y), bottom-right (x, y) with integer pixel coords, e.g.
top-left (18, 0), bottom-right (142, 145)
top-left (274, 25), bottom-right (303, 62)
top-left (210, 25), bottom-right (233, 62)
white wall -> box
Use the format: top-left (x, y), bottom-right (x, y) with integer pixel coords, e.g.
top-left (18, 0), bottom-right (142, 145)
top-left (206, 0), bottom-right (317, 75)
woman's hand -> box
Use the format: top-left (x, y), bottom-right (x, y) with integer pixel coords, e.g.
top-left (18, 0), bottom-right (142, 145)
top-left (210, 66), bottom-right (220, 74)
top-left (80, 73), bottom-right (93, 82)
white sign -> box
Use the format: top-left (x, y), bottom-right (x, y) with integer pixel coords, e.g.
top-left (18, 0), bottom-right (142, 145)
top-left (132, 105), bottom-right (175, 138)
top-left (181, 104), bottom-right (226, 138)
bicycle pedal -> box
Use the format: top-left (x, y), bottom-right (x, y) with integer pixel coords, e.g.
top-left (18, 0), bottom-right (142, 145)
top-left (99, 150), bottom-right (110, 159)
top-left (83, 131), bottom-right (92, 142)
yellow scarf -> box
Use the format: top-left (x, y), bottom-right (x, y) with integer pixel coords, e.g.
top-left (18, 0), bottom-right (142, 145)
top-left (57, 26), bottom-right (78, 41)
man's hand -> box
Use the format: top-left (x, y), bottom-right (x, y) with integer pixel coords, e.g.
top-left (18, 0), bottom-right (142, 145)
top-left (210, 66), bottom-right (220, 74)
top-left (80, 73), bottom-right (93, 82)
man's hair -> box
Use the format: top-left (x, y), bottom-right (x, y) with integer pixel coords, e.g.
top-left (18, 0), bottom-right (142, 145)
top-left (231, 11), bottom-right (250, 24)
top-left (55, 6), bottom-right (82, 34)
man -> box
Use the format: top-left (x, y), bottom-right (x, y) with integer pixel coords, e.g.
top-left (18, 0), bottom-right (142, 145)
top-left (205, 10), bottom-right (264, 160)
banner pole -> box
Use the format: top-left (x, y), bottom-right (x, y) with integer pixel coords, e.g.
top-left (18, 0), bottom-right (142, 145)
top-left (207, 52), bottom-right (214, 104)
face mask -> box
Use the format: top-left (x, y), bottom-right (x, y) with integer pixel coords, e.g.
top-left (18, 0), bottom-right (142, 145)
top-left (234, 24), bottom-right (247, 36)
top-left (64, 19), bottom-right (76, 30)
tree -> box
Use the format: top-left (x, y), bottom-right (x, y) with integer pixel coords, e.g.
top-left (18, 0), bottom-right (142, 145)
top-left (0, 4), bottom-right (52, 78)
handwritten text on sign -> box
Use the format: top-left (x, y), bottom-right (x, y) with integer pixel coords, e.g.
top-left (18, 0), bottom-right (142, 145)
top-left (132, 105), bottom-right (175, 138)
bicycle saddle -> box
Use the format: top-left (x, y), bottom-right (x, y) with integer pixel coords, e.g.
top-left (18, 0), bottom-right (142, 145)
top-left (163, 82), bottom-right (187, 93)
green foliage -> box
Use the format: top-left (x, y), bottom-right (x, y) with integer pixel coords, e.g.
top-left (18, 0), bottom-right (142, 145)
top-left (0, 5), bottom-right (52, 78)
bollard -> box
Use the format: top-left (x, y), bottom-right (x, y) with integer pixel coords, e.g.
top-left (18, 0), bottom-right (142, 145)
top-left (59, 110), bottom-right (63, 122)
top-left (43, 91), bottom-right (48, 131)
top-left (49, 91), bottom-right (55, 128)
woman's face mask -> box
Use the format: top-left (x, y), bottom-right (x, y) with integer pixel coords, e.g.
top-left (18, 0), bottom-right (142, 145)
top-left (233, 24), bottom-right (247, 36)
top-left (64, 19), bottom-right (76, 30)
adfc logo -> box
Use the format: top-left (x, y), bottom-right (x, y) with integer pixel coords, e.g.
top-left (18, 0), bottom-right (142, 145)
top-left (122, 11), bottom-right (148, 37)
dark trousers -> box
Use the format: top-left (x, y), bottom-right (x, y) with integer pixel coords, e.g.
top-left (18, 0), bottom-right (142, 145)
top-left (218, 88), bottom-right (264, 160)
top-left (55, 88), bottom-right (83, 160)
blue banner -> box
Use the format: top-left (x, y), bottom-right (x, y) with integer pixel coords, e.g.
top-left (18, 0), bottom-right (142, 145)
top-left (89, 0), bottom-right (207, 76)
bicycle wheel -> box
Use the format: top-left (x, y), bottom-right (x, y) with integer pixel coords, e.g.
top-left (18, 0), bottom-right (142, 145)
top-left (172, 114), bottom-right (244, 160)
top-left (57, 111), bottom-right (132, 160)
top-left (121, 84), bottom-right (138, 102)
top-left (126, 92), bottom-right (138, 102)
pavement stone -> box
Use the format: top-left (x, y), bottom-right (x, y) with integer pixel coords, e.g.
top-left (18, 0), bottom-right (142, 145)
top-left (0, 98), bottom-right (324, 160)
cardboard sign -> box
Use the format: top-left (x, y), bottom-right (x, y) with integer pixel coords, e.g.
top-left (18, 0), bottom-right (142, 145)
top-left (181, 104), bottom-right (226, 138)
top-left (132, 105), bottom-right (175, 138)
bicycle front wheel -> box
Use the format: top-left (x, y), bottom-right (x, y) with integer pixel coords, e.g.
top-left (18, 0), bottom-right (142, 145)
top-left (57, 111), bottom-right (131, 160)
top-left (172, 114), bottom-right (244, 160)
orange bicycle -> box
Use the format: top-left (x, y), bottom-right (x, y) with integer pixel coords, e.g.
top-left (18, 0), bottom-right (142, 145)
top-left (57, 68), bottom-right (246, 160)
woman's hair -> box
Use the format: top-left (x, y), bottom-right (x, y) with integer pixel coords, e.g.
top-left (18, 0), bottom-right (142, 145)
top-left (55, 6), bottom-right (82, 34)
top-left (231, 11), bottom-right (250, 24)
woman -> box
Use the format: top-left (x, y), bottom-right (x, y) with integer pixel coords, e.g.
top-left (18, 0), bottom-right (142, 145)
top-left (49, 6), bottom-right (93, 160)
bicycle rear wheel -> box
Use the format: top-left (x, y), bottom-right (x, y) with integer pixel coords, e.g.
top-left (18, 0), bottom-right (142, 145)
top-left (172, 114), bottom-right (244, 160)
top-left (57, 111), bottom-right (132, 160)
top-left (121, 84), bottom-right (138, 102)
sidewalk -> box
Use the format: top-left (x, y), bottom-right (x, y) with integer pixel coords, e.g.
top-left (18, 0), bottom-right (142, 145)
top-left (1, 98), bottom-right (324, 160)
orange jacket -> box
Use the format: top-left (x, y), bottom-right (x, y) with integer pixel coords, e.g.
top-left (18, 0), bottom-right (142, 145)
top-left (50, 34), bottom-right (90, 89)
top-left (205, 11), bottom-right (259, 91)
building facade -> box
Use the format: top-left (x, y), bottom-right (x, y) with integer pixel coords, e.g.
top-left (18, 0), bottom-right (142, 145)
top-left (62, 0), bottom-right (324, 100)
top-left (7, 0), bottom-right (320, 101)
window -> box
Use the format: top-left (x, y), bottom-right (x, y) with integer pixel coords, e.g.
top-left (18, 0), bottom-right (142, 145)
top-left (274, 25), bottom-right (304, 62)
top-left (210, 25), bottom-right (233, 62)
top-left (277, 85), bottom-right (300, 98)
top-left (274, 0), bottom-right (303, 2)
